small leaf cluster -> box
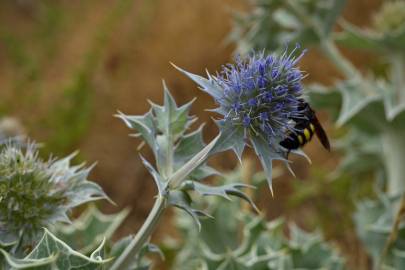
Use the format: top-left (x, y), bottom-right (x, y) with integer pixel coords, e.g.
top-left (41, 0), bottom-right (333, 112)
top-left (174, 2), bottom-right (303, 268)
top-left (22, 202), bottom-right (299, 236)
top-left (354, 192), bottom-right (405, 269)
top-left (167, 170), bottom-right (345, 270)
top-left (229, 0), bottom-right (346, 54)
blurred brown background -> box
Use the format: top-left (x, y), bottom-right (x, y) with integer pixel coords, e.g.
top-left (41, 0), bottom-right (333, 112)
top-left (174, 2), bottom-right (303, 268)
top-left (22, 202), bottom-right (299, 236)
top-left (0, 0), bottom-right (381, 267)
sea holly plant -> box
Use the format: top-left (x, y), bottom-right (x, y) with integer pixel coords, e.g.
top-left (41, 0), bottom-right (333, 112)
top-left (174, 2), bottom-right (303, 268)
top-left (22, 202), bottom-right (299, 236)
top-left (171, 205), bottom-right (346, 270)
top-left (0, 48), bottom-right (317, 269)
top-left (230, 0), bottom-right (405, 268)
top-left (0, 141), bottom-right (113, 269)
top-left (167, 168), bottom-right (346, 270)
top-left (111, 49), bottom-right (315, 269)
top-left (231, 0), bottom-right (405, 195)
top-left (0, 142), bottom-right (109, 251)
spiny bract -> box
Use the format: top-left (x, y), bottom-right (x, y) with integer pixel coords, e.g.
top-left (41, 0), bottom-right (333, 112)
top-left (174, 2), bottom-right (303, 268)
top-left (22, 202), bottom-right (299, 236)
top-left (0, 142), bottom-right (108, 250)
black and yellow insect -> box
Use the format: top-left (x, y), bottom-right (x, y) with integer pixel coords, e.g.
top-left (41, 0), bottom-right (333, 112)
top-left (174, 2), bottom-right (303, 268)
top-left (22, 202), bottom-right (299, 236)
top-left (280, 99), bottom-right (330, 153)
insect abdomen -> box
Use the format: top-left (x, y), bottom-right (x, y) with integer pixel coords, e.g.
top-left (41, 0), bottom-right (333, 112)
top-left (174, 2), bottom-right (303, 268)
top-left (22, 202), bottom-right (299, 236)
top-left (280, 123), bottom-right (315, 150)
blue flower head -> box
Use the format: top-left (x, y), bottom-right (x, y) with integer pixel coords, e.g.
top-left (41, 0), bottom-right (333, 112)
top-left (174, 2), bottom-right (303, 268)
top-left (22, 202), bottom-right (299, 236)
top-left (214, 47), bottom-right (306, 145)
top-left (173, 45), bottom-right (308, 195)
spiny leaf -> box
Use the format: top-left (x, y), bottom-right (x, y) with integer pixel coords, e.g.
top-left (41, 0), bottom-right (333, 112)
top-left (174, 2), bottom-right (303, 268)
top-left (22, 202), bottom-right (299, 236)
top-left (158, 81), bottom-right (196, 138)
top-left (354, 192), bottom-right (400, 265)
top-left (53, 205), bottom-right (130, 254)
top-left (140, 155), bottom-right (167, 196)
top-left (393, 249), bottom-right (405, 270)
top-left (212, 120), bottom-right (246, 162)
top-left (116, 110), bottom-right (156, 153)
top-left (26, 229), bottom-right (111, 269)
top-left (307, 83), bottom-right (342, 119)
top-left (118, 85), bottom-right (203, 179)
top-left (322, 0), bottom-right (347, 35)
top-left (0, 249), bottom-right (56, 269)
top-left (168, 135), bottom-right (220, 188)
top-left (171, 63), bottom-right (224, 101)
top-left (334, 20), bottom-right (384, 51)
top-left (0, 234), bottom-right (17, 250)
top-left (289, 223), bottom-right (322, 251)
top-left (181, 181), bottom-right (259, 212)
top-left (229, 0), bottom-right (347, 54)
top-left (188, 165), bottom-right (220, 182)
top-left (335, 20), bottom-right (405, 52)
top-left (168, 190), bottom-right (213, 232)
top-left (335, 79), bottom-right (380, 126)
top-left (216, 257), bottom-right (246, 270)
top-left (109, 236), bottom-right (163, 270)
top-left (0, 229), bottom-right (110, 269)
top-left (170, 183), bottom-right (346, 270)
top-left (173, 123), bottom-right (219, 182)
top-left (174, 125), bottom-right (206, 162)
top-left (233, 215), bottom-right (268, 257)
top-left (333, 129), bottom-right (382, 176)
top-left (110, 235), bottom-right (134, 260)
top-left (250, 135), bottom-right (285, 197)
top-left (150, 82), bottom-right (197, 177)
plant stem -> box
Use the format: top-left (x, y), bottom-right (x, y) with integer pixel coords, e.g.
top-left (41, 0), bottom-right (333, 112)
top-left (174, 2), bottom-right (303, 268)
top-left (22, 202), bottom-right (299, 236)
top-left (241, 158), bottom-right (254, 213)
top-left (378, 193), bottom-right (405, 268)
top-left (168, 134), bottom-right (220, 188)
top-left (382, 129), bottom-right (405, 196)
top-left (165, 131), bottom-right (174, 178)
top-left (110, 195), bottom-right (167, 270)
top-left (390, 53), bottom-right (405, 104)
top-left (319, 39), bottom-right (360, 81)
top-left (111, 135), bottom-right (220, 269)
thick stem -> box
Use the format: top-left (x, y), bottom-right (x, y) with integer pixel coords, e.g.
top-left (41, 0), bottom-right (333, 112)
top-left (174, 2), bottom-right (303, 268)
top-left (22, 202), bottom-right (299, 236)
top-left (111, 135), bottom-right (220, 269)
top-left (165, 133), bottom-right (174, 178)
top-left (319, 39), bottom-right (360, 81)
top-left (390, 54), bottom-right (405, 104)
top-left (110, 195), bottom-right (167, 270)
top-left (241, 158), bottom-right (254, 213)
top-left (168, 134), bottom-right (220, 189)
top-left (382, 130), bottom-right (405, 196)
top-left (379, 193), bottom-right (405, 268)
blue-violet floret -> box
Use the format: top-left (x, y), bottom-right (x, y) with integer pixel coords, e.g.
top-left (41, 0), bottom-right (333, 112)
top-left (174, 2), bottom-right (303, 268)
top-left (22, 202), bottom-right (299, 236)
top-left (213, 47), bottom-right (306, 144)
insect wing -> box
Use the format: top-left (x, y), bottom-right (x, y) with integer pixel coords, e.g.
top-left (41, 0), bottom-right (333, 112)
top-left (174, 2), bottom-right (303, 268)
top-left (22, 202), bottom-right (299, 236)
top-left (312, 117), bottom-right (330, 151)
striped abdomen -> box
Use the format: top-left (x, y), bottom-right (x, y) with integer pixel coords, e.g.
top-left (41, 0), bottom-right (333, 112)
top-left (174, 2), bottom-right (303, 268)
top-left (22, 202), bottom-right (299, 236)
top-left (280, 122), bottom-right (316, 150)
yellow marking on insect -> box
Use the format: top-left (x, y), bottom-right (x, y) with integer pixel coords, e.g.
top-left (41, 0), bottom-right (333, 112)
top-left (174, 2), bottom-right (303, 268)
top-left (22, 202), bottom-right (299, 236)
top-left (304, 128), bottom-right (311, 140)
top-left (298, 135), bottom-right (304, 145)
top-left (309, 123), bottom-right (315, 132)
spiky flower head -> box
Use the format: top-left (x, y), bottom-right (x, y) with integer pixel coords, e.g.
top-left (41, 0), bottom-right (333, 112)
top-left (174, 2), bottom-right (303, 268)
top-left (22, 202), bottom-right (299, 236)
top-left (175, 46), bottom-right (308, 194)
top-left (214, 47), bottom-right (306, 145)
top-left (0, 142), bottom-right (108, 251)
